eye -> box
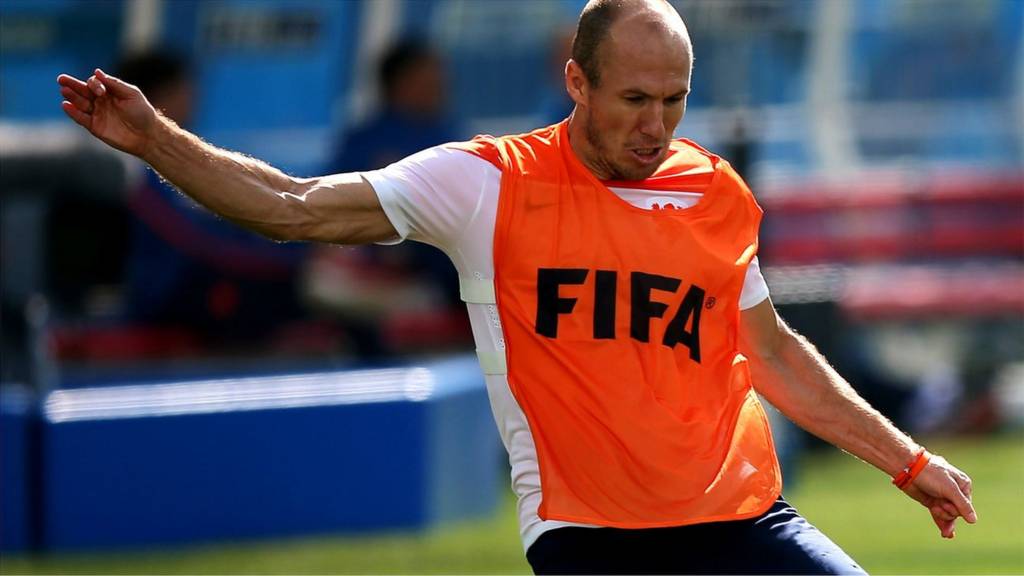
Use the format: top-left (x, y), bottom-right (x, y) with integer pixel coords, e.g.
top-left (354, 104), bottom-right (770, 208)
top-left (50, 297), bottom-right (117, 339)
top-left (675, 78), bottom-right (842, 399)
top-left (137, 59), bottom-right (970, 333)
top-left (665, 96), bottom-right (684, 105)
top-left (624, 95), bottom-right (644, 104)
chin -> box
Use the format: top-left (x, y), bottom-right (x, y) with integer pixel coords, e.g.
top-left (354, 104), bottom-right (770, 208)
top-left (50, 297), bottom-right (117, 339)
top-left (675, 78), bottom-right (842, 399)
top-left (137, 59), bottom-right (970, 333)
top-left (612, 162), bottom-right (661, 181)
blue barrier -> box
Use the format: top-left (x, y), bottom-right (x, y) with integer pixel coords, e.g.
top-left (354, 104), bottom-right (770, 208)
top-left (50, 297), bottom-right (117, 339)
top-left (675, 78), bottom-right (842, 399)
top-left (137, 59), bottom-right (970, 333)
top-left (31, 355), bottom-right (500, 551)
top-left (0, 385), bottom-right (34, 552)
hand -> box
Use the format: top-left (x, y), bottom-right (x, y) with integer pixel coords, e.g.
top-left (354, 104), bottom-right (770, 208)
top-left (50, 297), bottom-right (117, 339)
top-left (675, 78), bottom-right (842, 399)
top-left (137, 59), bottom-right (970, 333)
top-left (901, 453), bottom-right (976, 539)
top-left (57, 69), bottom-right (159, 158)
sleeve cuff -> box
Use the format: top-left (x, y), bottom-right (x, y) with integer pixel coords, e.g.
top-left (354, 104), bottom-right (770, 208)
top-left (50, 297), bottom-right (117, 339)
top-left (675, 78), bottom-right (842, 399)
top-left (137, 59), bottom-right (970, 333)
top-left (739, 283), bottom-right (770, 311)
top-left (361, 169), bottom-right (409, 245)
top-left (739, 256), bottom-right (771, 310)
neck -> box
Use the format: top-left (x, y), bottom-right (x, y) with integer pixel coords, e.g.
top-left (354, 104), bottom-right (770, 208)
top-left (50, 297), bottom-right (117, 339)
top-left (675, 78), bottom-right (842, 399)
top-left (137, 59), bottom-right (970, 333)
top-left (566, 109), bottom-right (615, 180)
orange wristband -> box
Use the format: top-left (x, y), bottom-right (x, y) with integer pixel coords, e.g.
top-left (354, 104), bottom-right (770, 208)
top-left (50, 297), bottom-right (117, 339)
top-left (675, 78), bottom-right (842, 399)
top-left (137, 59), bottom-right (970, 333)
top-left (892, 449), bottom-right (931, 489)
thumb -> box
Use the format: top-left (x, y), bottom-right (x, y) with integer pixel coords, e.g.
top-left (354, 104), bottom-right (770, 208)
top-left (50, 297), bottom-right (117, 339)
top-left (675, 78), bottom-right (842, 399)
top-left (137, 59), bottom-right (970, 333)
top-left (94, 68), bottom-right (139, 98)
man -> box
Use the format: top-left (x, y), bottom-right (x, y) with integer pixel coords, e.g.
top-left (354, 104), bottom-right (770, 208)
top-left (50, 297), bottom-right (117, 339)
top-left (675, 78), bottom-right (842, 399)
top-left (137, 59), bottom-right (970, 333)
top-left (57, 1), bottom-right (975, 573)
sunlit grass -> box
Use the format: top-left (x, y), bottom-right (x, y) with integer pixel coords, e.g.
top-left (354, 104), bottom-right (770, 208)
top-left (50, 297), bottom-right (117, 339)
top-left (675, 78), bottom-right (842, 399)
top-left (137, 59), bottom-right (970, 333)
top-left (3, 434), bottom-right (1021, 574)
top-left (787, 434), bottom-right (1024, 575)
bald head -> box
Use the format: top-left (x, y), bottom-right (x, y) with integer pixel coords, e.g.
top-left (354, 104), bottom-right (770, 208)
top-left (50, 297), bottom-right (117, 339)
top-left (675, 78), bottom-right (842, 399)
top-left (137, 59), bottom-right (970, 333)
top-left (572, 0), bottom-right (692, 88)
top-left (563, 0), bottom-right (693, 180)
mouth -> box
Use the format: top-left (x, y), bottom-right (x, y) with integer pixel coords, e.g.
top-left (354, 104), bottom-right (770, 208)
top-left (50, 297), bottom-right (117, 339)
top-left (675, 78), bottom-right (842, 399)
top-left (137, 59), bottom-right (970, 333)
top-left (629, 146), bottom-right (662, 165)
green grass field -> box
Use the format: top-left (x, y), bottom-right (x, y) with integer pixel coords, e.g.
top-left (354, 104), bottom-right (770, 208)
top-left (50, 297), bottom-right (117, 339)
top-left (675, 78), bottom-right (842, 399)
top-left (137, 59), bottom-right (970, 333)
top-left (3, 434), bottom-right (1022, 575)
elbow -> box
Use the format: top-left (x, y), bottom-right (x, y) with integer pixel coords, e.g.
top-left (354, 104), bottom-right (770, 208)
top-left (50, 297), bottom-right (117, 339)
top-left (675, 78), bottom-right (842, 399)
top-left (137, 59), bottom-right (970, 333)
top-left (237, 216), bottom-right (308, 244)
top-left (764, 322), bottom-right (796, 361)
top-left (259, 226), bottom-right (299, 243)
top-left (747, 340), bottom-right (790, 404)
top-left (744, 321), bottom-right (787, 367)
top-left (258, 216), bottom-right (318, 243)
top-left (745, 324), bottom-right (795, 390)
top-left (261, 179), bottom-right (317, 242)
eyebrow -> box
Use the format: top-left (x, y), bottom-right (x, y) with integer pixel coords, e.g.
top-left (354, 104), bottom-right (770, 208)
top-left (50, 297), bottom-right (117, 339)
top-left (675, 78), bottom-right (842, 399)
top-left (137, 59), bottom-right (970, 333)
top-left (622, 89), bottom-right (690, 98)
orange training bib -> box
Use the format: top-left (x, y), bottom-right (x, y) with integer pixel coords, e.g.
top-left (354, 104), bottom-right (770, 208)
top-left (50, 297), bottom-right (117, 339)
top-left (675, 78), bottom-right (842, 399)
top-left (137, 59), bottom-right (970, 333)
top-left (456, 121), bottom-right (781, 527)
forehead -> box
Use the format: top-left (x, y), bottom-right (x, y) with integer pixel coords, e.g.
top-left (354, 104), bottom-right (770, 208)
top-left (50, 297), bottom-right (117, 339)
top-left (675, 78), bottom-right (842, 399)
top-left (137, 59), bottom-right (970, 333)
top-left (600, 15), bottom-right (691, 91)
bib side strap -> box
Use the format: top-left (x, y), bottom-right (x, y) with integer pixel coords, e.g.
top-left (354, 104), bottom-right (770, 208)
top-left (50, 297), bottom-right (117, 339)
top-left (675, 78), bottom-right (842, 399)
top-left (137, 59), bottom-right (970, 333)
top-left (476, 350), bottom-right (508, 375)
top-left (459, 276), bottom-right (497, 304)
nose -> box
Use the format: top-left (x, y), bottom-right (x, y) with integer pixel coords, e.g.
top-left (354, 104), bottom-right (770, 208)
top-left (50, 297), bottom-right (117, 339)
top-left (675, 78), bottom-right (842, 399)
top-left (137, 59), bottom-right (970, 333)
top-left (638, 101), bottom-right (666, 142)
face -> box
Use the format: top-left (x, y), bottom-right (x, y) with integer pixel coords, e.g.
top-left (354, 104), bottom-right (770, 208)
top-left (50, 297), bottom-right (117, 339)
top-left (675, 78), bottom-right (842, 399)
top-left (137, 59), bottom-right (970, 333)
top-left (395, 55), bottom-right (447, 117)
top-left (568, 17), bottom-right (692, 180)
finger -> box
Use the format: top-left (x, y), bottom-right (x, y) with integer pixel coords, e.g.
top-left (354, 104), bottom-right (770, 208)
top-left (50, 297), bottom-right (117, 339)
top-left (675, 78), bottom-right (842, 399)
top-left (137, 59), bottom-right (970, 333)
top-left (61, 101), bottom-right (92, 129)
top-left (57, 74), bottom-right (93, 99)
top-left (86, 75), bottom-right (107, 97)
top-left (946, 482), bottom-right (977, 523)
top-left (944, 519), bottom-right (956, 539)
top-left (931, 513), bottom-right (955, 539)
top-left (94, 68), bottom-right (136, 97)
top-left (929, 503), bottom-right (955, 522)
top-left (60, 86), bottom-right (93, 113)
top-left (957, 472), bottom-right (973, 499)
top-left (940, 500), bottom-right (960, 520)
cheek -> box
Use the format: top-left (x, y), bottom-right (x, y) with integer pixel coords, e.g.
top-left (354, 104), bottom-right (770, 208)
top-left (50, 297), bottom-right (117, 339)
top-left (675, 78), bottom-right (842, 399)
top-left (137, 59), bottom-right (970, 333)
top-left (664, 103), bottom-right (686, 133)
top-left (595, 105), bottom-right (639, 143)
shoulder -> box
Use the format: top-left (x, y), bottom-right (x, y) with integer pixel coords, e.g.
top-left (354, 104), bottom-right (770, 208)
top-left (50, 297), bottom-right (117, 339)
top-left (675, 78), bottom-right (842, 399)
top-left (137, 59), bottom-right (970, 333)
top-left (671, 137), bottom-right (720, 158)
top-left (670, 139), bottom-right (760, 214)
top-left (663, 138), bottom-right (720, 173)
top-left (444, 137), bottom-right (504, 170)
top-left (662, 138), bottom-right (750, 190)
top-left (443, 123), bottom-right (562, 171)
top-left (367, 144), bottom-right (500, 185)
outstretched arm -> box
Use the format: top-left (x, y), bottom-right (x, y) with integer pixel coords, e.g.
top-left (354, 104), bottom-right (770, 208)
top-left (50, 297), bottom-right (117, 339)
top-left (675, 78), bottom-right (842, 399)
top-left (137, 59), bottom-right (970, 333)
top-left (57, 69), bottom-right (395, 245)
top-left (739, 297), bottom-right (977, 539)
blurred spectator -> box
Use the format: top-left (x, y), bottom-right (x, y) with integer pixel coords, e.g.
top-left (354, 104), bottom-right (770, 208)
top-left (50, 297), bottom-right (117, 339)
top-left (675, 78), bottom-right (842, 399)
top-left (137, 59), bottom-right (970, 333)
top-left (310, 39), bottom-right (467, 356)
top-left (722, 111), bottom-right (754, 181)
top-left (332, 39), bottom-right (460, 172)
top-left (117, 50), bottom-right (308, 346)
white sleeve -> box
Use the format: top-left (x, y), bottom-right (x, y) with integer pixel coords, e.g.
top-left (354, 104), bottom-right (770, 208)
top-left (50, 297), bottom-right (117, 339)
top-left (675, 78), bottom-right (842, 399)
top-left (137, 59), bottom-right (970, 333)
top-left (739, 256), bottom-right (770, 310)
top-left (361, 146), bottom-right (498, 253)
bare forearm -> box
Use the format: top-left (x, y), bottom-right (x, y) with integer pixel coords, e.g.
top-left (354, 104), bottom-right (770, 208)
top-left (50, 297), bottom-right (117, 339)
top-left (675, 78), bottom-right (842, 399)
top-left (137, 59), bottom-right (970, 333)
top-left (140, 114), bottom-right (312, 241)
top-left (750, 325), bottom-right (918, 476)
top-left (60, 68), bottom-right (396, 245)
top-left (741, 301), bottom-right (975, 538)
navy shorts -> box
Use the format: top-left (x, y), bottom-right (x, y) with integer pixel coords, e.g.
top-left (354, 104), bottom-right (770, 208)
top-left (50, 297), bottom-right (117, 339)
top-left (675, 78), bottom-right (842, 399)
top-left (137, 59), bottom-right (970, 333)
top-left (526, 497), bottom-right (867, 575)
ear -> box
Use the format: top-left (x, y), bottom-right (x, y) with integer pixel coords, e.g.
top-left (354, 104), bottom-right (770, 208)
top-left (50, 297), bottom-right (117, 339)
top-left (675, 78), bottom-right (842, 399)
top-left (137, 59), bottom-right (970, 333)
top-left (565, 59), bottom-right (589, 107)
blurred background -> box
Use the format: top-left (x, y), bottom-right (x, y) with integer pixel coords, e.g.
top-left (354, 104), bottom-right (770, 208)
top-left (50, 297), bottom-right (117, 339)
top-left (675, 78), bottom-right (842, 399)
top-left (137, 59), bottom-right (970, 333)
top-left (1, 0), bottom-right (1022, 573)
